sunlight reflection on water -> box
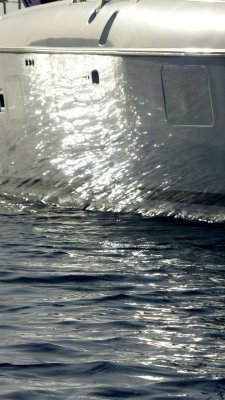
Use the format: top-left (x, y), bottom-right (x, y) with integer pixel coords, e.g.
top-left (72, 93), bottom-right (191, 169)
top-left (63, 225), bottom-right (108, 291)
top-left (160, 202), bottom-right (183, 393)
top-left (0, 197), bottom-right (225, 399)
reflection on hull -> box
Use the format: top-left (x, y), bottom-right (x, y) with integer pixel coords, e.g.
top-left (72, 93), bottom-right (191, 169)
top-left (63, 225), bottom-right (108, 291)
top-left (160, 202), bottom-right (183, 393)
top-left (1, 52), bottom-right (225, 221)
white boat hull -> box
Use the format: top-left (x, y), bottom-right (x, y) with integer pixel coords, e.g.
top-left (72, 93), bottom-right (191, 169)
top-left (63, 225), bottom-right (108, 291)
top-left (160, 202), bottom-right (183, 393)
top-left (1, 52), bottom-right (225, 212)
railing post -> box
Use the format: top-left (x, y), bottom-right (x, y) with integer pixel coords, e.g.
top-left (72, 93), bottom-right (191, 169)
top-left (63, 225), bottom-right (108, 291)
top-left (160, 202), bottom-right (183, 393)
top-left (3, 0), bottom-right (7, 14)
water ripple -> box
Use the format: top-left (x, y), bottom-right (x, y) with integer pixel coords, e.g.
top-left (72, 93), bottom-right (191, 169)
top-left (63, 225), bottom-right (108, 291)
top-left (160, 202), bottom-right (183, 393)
top-left (0, 200), bottom-right (225, 399)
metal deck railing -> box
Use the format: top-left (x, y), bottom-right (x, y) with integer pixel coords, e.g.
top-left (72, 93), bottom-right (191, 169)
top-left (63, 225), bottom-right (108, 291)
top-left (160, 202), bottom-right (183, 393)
top-left (0, 0), bottom-right (23, 15)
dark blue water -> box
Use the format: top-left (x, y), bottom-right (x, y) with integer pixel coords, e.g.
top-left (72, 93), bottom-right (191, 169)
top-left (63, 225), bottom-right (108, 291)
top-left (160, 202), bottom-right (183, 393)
top-left (0, 196), bottom-right (225, 400)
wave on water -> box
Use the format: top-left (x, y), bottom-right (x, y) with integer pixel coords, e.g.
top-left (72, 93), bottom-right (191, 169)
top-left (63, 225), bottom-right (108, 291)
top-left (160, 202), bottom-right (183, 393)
top-left (1, 191), bottom-right (225, 224)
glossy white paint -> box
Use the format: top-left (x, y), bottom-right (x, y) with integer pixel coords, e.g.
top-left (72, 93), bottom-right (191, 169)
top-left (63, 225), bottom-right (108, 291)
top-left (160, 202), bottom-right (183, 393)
top-left (1, 0), bottom-right (225, 214)
top-left (1, 0), bottom-right (225, 54)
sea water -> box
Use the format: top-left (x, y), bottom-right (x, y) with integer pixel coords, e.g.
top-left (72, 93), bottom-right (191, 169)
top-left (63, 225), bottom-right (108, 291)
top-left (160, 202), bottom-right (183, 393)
top-left (0, 196), bottom-right (224, 399)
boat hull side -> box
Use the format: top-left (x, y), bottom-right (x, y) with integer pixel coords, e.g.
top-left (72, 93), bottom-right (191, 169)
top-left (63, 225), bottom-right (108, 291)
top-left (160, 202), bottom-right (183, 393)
top-left (1, 52), bottom-right (225, 210)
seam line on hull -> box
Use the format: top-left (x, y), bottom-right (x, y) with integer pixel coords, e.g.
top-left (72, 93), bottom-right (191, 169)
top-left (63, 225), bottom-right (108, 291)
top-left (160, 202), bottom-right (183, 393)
top-left (1, 47), bottom-right (225, 57)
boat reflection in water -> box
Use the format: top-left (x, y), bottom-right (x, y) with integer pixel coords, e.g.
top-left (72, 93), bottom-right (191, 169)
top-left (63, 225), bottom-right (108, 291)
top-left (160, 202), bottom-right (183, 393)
top-left (1, 0), bottom-right (225, 220)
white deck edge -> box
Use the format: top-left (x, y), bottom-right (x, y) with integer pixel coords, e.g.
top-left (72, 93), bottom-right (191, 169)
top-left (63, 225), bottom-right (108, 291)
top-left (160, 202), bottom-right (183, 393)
top-left (0, 47), bottom-right (225, 57)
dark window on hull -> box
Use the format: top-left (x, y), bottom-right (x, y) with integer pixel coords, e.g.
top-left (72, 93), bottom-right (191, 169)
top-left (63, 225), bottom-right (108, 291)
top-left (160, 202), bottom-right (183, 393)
top-left (162, 65), bottom-right (213, 126)
top-left (0, 93), bottom-right (5, 111)
top-left (91, 70), bottom-right (99, 85)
